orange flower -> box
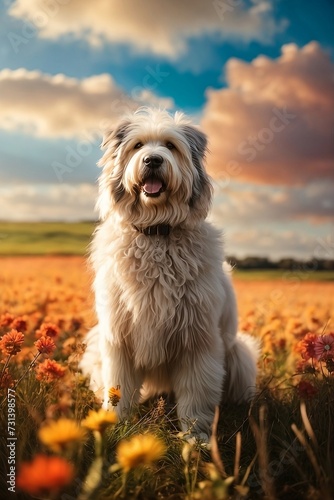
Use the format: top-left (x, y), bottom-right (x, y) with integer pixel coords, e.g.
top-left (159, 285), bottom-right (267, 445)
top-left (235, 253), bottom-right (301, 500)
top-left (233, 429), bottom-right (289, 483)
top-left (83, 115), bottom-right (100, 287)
top-left (295, 333), bottom-right (318, 361)
top-left (36, 359), bottom-right (66, 382)
top-left (0, 329), bottom-right (25, 356)
top-left (81, 409), bottom-right (118, 433)
top-left (17, 454), bottom-right (74, 496)
top-left (116, 434), bottom-right (166, 472)
top-left (39, 419), bottom-right (86, 452)
top-left (0, 313), bottom-right (15, 328)
top-left (109, 385), bottom-right (121, 406)
top-left (10, 316), bottom-right (28, 333)
top-left (34, 335), bottom-right (56, 355)
top-left (36, 322), bottom-right (60, 339)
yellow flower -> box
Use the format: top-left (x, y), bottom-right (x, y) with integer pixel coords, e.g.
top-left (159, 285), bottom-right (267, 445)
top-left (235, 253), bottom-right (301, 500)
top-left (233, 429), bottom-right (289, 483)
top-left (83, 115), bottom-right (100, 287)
top-left (38, 418), bottom-right (86, 452)
top-left (116, 434), bottom-right (166, 472)
top-left (81, 409), bottom-right (118, 433)
top-left (108, 385), bottom-right (121, 406)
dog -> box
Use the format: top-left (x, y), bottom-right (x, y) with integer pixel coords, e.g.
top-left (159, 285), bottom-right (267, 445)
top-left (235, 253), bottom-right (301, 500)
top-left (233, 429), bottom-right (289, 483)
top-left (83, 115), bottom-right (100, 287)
top-left (80, 108), bottom-right (259, 441)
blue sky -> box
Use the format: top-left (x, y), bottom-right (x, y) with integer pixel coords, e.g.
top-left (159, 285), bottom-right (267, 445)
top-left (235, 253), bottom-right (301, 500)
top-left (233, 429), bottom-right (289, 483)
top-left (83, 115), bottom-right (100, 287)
top-left (0, 0), bottom-right (333, 258)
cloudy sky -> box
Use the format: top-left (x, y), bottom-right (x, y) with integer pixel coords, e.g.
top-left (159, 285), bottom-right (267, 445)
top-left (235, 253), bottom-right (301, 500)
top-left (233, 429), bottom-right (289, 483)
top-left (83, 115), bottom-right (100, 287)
top-left (0, 0), bottom-right (333, 259)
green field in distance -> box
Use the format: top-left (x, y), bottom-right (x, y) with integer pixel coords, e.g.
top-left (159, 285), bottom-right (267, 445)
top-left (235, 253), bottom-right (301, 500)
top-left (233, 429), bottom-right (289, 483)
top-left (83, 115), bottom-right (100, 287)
top-left (0, 222), bottom-right (333, 281)
top-left (0, 221), bottom-right (95, 255)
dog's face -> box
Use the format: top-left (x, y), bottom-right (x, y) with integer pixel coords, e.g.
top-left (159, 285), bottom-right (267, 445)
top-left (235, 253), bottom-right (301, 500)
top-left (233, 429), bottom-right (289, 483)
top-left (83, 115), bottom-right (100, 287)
top-left (97, 108), bottom-right (212, 227)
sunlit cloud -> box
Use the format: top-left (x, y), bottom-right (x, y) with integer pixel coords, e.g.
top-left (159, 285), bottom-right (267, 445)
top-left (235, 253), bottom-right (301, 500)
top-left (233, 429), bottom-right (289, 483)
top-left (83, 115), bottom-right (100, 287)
top-left (202, 42), bottom-right (334, 185)
top-left (8, 0), bottom-right (287, 57)
top-left (0, 184), bottom-right (97, 221)
top-left (0, 68), bottom-right (172, 138)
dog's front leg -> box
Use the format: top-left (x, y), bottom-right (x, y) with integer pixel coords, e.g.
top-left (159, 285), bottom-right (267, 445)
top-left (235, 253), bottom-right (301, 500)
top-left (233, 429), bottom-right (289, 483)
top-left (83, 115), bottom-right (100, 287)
top-left (100, 337), bottom-right (142, 417)
top-left (172, 344), bottom-right (225, 441)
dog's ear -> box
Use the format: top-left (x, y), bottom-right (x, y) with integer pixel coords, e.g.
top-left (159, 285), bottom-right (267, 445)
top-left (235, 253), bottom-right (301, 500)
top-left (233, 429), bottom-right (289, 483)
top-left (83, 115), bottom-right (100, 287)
top-left (101, 120), bottom-right (131, 150)
top-left (182, 125), bottom-right (208, 159)
top-left (97, 119), bottom-right (131, 218)
top-left (182, 125), bottom-right (213, 219)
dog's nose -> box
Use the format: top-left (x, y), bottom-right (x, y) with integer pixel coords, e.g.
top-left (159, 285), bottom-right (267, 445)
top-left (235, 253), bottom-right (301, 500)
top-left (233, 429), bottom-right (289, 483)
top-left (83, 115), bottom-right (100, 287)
top-left (143, 155), bottom-right (163, 168)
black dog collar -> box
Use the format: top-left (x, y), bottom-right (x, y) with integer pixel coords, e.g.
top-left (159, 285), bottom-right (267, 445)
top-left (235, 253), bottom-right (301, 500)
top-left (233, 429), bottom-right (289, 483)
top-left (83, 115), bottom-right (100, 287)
top-left (133, 224), bottom-right (171, 236)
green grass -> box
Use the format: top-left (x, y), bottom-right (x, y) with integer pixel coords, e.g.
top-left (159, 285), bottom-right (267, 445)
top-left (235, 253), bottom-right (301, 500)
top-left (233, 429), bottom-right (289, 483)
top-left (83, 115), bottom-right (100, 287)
top-left (0, 221), bottom-right (95, 255)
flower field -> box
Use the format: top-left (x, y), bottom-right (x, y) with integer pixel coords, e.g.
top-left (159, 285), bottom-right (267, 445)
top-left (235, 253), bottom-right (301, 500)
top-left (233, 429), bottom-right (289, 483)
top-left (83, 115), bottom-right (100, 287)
top-left (0, 256), bottom-right (333, 499)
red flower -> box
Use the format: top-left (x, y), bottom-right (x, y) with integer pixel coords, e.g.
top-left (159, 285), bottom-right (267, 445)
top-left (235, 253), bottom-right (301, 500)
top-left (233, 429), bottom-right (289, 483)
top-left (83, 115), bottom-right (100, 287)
top-left (34, 336), bottom-right (56, 355)
top-left (296, 333), bottom-right (318, 361)
top-left (17, 454), bottom-right (74, 496)
top-left (0, 329), bottom-right (25, 356)
top-left (35, 359), bottom-right (66, 382)
top-left (314, 333), bottom-right (334, 361)
top-left (296, 380), bottom-right (317, 399)
top-left (36, 322), bottom-right (60, 339)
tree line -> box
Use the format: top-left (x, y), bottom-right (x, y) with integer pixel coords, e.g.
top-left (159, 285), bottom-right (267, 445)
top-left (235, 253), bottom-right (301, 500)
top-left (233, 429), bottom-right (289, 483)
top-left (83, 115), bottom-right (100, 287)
top-left (226, 256), bottom-right (334, 271)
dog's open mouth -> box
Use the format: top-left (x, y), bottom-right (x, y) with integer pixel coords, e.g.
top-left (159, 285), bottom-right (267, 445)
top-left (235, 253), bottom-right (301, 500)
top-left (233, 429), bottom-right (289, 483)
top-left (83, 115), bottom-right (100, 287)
top-left (141, 176), bottom-right (166, 197)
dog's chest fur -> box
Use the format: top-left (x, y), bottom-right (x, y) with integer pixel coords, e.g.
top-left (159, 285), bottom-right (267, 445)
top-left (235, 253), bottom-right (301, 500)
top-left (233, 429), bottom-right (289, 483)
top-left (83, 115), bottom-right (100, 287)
top-left (93, 220), bottom-right (225, 369)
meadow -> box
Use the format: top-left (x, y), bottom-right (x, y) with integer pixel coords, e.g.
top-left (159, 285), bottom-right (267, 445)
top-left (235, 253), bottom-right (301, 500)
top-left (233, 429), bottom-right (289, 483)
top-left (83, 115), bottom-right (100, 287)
top-left (0, 251), bottom-right (333, 498)
top-left (0, 222), bottom-right (95, 256)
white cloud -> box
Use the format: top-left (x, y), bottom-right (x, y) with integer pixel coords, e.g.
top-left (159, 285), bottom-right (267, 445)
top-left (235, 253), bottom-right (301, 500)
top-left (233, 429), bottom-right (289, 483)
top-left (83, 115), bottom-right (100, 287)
top-left (225, 227), bottom-right (328, 260)
top-left (202, 42), bottom-right (334, 185)
top-left (0, 183), bottom-right (97, 221)
top-left (210, 180), bottom-right (334, 226)
top-left (8, 0), bottom-right (287, 57)
top-left (0, 68), bottom-right (173, 138)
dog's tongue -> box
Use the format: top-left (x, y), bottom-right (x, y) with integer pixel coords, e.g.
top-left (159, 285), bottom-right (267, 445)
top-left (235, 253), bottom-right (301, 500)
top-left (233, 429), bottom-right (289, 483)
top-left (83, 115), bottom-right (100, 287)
top-left (144, 178), bottom-right (163, 194)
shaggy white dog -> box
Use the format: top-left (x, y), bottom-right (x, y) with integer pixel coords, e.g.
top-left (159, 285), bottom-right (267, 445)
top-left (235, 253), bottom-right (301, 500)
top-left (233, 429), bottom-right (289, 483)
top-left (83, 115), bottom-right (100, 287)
top-left (81, 108), bottom-right (258, 440)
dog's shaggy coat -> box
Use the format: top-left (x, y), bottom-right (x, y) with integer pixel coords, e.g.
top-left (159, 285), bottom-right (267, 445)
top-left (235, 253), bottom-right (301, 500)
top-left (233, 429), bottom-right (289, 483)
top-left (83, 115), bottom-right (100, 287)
top-left (81, 108), bottom-right (258, 439)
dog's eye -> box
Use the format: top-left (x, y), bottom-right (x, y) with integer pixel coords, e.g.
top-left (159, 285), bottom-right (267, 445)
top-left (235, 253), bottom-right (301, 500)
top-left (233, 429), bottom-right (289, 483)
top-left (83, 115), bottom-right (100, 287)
top-left (166, 142), bottom-right (175, 150)
top-left (134, 142), bottom-right (143, 149)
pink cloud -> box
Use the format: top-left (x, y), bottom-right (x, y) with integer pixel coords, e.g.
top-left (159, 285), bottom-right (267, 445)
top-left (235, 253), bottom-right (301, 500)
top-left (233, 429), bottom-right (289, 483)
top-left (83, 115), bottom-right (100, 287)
top-left (202, 42), bottom-right (334, 185)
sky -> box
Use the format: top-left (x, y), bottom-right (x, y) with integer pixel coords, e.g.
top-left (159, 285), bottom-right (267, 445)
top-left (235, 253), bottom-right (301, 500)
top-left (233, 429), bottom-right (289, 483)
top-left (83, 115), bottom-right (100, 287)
top-left (0, 0), bottom-right (333, 259)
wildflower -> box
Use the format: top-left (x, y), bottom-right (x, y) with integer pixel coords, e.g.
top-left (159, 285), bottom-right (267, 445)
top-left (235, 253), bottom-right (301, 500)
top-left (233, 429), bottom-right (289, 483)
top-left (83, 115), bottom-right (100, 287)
top-left (296, 333), bottom-right (318, 361)
top-left (34, 335), bottom-right (56, 355)
top-left (17, 454), bottom-right (74, 495)
top-left (0, 313), bottom-right (15, 328)
top-left (0, 329), bottom-right (24, 356)
top-left (313, 333), bottom-right (334, 361)
top-left (296, 380), bottom-right (317, 399)
top-left (10, 316), bottom-right (28, 333)
top-left (36, 322), bottom-right (59, 339)
top-left (0, 369), bottom-right (14, 389)
top-left (35, 359), bottom-right (66, 382)
top-left (82, 408), bottom-right (118, 433)
top-left (109, 385), bottom-right (121, 406)
top-left (116, 434), bottom-right (166, 472)
top-left (38, 418), bottom-right (86, 453)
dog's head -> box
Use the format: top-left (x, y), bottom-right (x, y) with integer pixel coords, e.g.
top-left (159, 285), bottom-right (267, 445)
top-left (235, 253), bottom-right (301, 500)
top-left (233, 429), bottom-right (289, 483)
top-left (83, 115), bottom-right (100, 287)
top-left (97, 108), bottom-right (212, 228)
